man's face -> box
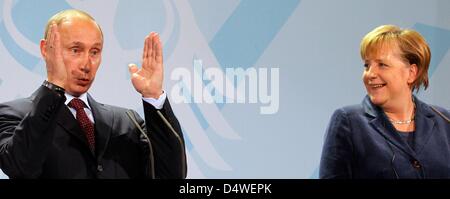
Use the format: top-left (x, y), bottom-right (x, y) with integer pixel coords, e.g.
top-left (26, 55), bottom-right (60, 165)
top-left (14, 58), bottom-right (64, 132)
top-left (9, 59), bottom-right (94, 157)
top-left (58, 18), bottom-right (103, 96)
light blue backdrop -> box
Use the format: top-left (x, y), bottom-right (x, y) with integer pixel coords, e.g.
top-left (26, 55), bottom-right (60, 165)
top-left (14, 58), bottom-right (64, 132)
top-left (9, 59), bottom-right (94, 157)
top-left (1, 0), bottom-right (449, 179)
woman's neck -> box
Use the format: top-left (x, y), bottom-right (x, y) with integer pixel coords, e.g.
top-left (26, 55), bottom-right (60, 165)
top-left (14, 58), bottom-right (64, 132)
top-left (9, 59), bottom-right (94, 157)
top-left (382, 95), bottom-right (416, 132)
top-left (382, 95), bottom-right (414, 118)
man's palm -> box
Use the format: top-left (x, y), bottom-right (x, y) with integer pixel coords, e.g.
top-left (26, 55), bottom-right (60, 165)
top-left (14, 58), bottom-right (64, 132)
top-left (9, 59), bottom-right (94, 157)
top-left (129, 32), bottom-right (163, 98)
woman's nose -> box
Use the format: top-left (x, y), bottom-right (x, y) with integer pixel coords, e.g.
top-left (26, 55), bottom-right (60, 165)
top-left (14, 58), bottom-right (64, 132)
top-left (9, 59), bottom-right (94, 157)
top-left (366, 65), bottom-right (378, 78)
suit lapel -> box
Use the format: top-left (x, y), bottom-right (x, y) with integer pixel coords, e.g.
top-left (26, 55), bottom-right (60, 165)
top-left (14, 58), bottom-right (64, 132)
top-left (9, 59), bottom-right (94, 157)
top-left (32, 86), bottom-right (93, 156)
top-left (56, 105), bottom-right (90, 148)
top-left (369, 116), bottom-right (416, 157)
top-left (87, 94), bottom-right (113, 160)
top-left (413, 97), bottom-right (436, 155)
top-left (363, 96), bottom-right (416, 158)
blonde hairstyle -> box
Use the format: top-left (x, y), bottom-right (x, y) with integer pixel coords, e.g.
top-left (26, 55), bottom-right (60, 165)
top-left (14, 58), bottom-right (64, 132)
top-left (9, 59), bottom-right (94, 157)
top-left (360, 25), bottom-right (431, 92)
top-left (44, 9), bottom-right (103, 40)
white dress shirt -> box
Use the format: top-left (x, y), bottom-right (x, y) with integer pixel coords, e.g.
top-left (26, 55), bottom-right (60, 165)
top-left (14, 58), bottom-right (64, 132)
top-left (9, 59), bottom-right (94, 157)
top-left (65, 91), bottom-right (167, 123)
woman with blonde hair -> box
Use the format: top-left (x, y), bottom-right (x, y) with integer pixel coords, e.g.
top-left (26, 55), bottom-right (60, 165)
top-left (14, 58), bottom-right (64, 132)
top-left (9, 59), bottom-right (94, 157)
top-left (320, 25), bottom-right (450, 179)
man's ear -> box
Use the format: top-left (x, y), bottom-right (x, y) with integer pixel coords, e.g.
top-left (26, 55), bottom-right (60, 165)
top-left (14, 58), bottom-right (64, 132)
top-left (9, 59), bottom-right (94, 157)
top-left (407, 63), bottom-right (418, 84)
top-left (40, 39), bottom-right (47, 59)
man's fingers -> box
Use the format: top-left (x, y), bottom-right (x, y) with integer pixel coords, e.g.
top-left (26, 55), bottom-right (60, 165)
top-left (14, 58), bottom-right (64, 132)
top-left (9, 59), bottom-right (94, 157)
top-left (149, 32), bottom-right (155, 63)
top-left (46, 24), bottom-right (54, 52)
top-left (53, 25), bottom-right (62, 53)
top-left (143, 32), bottom-right (155, 70)
top-left (128, 63), bottom-right (139, 74)
top-left (50, 24), bottom-right (58, 48)
top-left (143, 35), bottom-right (149, 60)
top-left (154, 33), bottom-right (163, 64)
top-left (141, 32), bottom-right (163, 70)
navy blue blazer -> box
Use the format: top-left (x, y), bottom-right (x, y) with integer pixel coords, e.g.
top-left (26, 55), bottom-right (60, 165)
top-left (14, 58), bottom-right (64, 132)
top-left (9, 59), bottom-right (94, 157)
top-left (320, 96), bottom-right (450, 179)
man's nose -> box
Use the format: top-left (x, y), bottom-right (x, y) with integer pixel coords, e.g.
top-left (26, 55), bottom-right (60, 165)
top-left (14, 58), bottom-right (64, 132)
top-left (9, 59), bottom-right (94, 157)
top-left (80, 53), bottom-right (91, 73)
top-left (81, 65), bottom-right (90, 73)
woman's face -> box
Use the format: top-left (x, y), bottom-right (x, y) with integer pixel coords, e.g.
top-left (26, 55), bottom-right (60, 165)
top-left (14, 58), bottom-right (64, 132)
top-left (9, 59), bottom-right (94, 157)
top-left (362, 44), bottom-right (417, 109)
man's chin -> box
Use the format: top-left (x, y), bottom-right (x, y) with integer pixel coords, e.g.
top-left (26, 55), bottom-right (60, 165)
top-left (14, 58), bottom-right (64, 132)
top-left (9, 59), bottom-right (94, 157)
top-left (67, 85), bottom-right (91, 97)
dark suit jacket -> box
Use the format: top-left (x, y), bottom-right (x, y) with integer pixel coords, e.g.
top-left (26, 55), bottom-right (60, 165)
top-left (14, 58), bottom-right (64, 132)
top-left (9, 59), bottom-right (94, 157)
top-left (0, 85), bottom-right (186, 179)
top-left (320, 96), bottom-right (450, 179)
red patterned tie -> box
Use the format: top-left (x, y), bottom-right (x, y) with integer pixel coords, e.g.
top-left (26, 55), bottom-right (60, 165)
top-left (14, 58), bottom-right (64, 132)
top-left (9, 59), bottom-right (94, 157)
top-left (68, 98), bottom-right (95, 153)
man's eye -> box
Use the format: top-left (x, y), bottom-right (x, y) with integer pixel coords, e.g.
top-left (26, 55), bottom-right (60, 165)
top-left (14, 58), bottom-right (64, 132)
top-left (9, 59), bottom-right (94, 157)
top-left (71, 48), bottom-right (80, 54)
top-left (90, 49), bottom-right (100, 56)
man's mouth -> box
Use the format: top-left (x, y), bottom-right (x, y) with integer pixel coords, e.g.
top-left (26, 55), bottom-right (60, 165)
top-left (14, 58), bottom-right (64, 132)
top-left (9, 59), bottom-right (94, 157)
top-left (76, 78), bottom-right (90, 85)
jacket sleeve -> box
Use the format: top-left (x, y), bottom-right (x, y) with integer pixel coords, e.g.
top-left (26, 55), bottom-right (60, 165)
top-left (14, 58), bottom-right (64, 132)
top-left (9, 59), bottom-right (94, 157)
top-left (319, 108), bottom-right (354, 179)
top-left (141, 98), bottom-right (186, 179)
top-left (0, 86), bottom-right (66, 178)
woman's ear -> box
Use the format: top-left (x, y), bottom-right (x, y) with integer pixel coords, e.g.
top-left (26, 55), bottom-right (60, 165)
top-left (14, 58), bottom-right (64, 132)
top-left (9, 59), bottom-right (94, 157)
top-left (407, 63), bottom-right (418, 84)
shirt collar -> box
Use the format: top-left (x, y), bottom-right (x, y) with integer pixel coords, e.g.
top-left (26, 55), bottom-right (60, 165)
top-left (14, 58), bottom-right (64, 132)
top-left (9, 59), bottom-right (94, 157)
top-left (65, 92), bottom-right (91, 110)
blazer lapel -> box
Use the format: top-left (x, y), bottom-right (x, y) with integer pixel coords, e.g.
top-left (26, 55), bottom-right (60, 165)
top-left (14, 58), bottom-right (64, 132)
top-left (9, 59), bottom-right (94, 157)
top-left (34, 85), bottom-right (94, 157)
top-left (363, 96), bottom-right (416, 158)
top-left (56, 105), bottom-right (91, 150)
top-left (87, 94), bottom-right (113, 160)
top-left (412, 97), bottom-right (436, 155)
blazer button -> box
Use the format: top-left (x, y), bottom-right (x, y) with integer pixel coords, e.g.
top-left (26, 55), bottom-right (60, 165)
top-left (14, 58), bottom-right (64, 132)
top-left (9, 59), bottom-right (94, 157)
top-left (412, 160), bottom-right (421, 169)
top-left (97, 164), bottom-right (103, 172)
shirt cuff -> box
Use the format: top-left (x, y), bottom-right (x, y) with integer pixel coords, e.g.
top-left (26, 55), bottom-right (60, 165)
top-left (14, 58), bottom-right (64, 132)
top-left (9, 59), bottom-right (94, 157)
top-left (142, 90), bottom-right (166, 110)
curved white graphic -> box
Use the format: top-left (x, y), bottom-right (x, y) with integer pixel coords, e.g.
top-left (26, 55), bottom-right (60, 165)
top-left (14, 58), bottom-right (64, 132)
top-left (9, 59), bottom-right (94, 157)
top-left (3, 0), bottom-right (41, 57)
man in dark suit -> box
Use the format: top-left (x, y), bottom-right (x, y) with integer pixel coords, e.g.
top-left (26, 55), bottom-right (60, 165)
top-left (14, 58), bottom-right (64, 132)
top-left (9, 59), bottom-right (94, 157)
top-left (0, 9), bottom-right (186, 178)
